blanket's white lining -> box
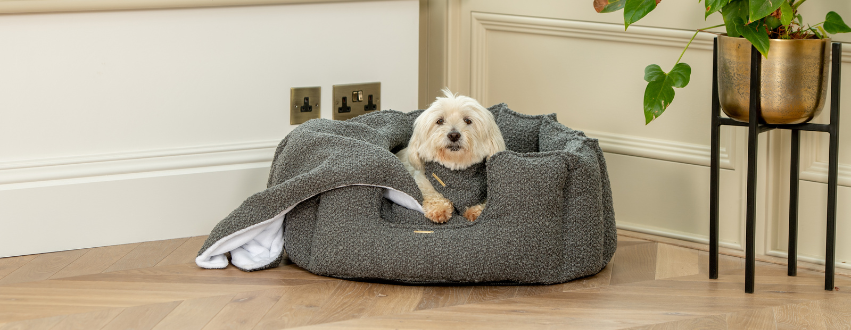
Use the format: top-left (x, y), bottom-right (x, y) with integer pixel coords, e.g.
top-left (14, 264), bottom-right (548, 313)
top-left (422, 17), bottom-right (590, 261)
top-left (196, 185), bottom-right (422, 270)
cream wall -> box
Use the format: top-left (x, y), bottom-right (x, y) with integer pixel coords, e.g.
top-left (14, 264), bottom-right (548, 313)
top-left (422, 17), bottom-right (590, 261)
top-left (421, 0), bottom-right (851, 269)
top-left (0, 0), bottom-right (419, 257)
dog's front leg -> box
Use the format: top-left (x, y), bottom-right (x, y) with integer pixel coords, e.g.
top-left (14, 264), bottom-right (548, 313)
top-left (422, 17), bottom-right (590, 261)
top-left (413, 171), bottom-right (454, 223)
top-left (463, 203), bottom-right (485, 221)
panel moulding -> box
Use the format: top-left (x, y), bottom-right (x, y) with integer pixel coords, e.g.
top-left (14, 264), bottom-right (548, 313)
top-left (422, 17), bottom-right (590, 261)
top-left (0, 140), bottom-right (279, 190)
top-left (585, 129), bottom-right (734, 169)
top-left (470, 12), bottom-right (736, 169)
top-left (0, 0), bottom-right (406, 15)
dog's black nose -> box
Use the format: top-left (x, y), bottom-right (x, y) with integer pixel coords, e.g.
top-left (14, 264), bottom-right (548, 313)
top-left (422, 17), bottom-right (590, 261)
top-left (447, 132), bottom-right (461, 142)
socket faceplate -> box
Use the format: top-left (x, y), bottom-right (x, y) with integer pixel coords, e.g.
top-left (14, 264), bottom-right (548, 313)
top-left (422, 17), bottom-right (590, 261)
top-left (290, 86), bottom-right (321, 125)
top-left (332, 82), bottom-right (380, 120)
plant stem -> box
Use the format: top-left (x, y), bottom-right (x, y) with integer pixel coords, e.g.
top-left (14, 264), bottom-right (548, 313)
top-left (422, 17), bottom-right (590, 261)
top-left (698, 23), bottom-right (727, 32)
top-left (675, 24), bottom-right (726, 65)
top-left (792, 0), bottom-right (807, 10)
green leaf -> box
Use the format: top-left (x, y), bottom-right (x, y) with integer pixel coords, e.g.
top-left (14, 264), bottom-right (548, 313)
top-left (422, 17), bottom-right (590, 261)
top-left (818, 26), bottom-right (829, 39)
top-left (644, 64), bottom-right (666, 82)
top-left (594, 0), bottom-right (627, 13)
top-left (735, 18), bottom-right (770, 57)
top-left (643, 63), bottom-right (692, 124)
top-left (749, 0), bottom-right (784, 22)
top-left (668, 63), bottom-right (692, 88)
top-left (810, 26), bottom-right (824, 39)
top-left (779, 1), bottom-right (793, 27)
top-left (624, 0), bottom-right (657, 30)
top-left (722, 0), bottom-right (749, 38)
top-left (765, 16), bottom-right (781, 30)
top-left (705, 0), bottom-right (731, 19)
top-left (824, 11), bottom-right (851, 34)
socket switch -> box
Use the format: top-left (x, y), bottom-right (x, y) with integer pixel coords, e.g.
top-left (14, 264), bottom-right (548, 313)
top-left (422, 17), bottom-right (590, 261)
top-left (332, 82), bottom-right (380, 120)
top-left (290, 86), bottom-right (321, 125)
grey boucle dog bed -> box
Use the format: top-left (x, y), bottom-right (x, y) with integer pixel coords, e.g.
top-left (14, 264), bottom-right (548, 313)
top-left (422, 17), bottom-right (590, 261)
top-left (196, 104), bottom-right (617, 284)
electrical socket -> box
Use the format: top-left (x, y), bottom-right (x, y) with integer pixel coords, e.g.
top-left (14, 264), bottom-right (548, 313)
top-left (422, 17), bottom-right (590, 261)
top-left (332, 82), bottom-right (380, 120)
top-left (290, 86), bottom-right (321, 125)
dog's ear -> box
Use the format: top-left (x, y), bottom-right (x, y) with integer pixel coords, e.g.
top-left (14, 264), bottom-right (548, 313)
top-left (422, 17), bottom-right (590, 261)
top-left (484, 130), bottom-right (507, 157)
top-left (479, 108), bottom-right (507, 157)
top-left (407, 114), bottom-right (429, 170)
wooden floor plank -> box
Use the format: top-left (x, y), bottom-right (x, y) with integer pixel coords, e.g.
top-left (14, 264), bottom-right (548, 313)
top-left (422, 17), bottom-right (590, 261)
top-left (0, 314), bottom-right (66, 330)
top-left (253, 281), bottom-right (342, 329)
top-left (610, 242), bottom-right (657, 285)
top-left (819, 296), bottom-right (851, 329)
top-left (156, 236), bottom-right (208, 268)
top-left (655, 243), bottom-right (699, 280)
top-left (620, 229), bottom-right (851, 278)
top-left (108, 263), bottom-right (331, 281)
top-left (464, 286), bottom-right (517, 305)
top-left (726, 307), bottom-right (776, 330)
top-left (0, 286), bottom-right (219, 308)
top-left (54, 271), bottom-right (328, 288)
top-left (0, 255), bottom-right (37, 283)
top-left (0, 304), bottom-right (107, 324)
top-left (103, 238), bottom-right (188, 273)
top-left (0, 250), bottom-right (88, 286)
top-left (50, 243), bottom-right (141, 280)
top-left (361, 284), bottom-right (425, 318)
top-left (4, 278), bottom-right (286, 297)
top-left (302, 305), bottom-right (694, 330)
top-left (306, 281), bottom-right (381, 325)
top-left (627, 314), bottom-right (729, 330)
top-left (414, 286), bottom-right (473, 311)
top-left (201, 288), bottom-right (286, 330)
top-left (669, 314), bottom-right (727, 329)
top-left (512, 263), bottom-right (613, 298)
top-left (49, 308), bottom-right (125, 330)
top-left (773, 300), bottom-right (827, 330)
top-left (2, 233), bottom-right (849, 329)
top-left (150, 294), bottom-right (235, 330)
top-left (562, 262), bottom-right (613, 292)
top-left (100, 300), bottom-right (181, 330)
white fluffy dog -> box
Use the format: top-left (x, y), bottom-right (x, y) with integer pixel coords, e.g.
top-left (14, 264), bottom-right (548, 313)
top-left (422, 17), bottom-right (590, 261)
top-left (396, 89), bottom-right (506, 223)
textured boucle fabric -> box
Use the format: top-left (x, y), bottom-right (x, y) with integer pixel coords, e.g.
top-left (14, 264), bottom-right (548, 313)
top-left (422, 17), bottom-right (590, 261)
top-left (424, 161), bottom-right (488, 214)
top-left (198, 104), bottom-right (616, 284)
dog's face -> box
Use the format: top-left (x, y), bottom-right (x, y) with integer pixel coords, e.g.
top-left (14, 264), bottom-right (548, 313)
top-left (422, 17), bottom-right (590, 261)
top-left (408, 89), bottom-right (506, 170)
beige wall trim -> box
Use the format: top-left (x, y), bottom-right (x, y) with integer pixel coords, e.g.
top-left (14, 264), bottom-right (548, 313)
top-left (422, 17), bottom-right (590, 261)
top-left (766, 249), bottom-right (851, 271)
top-left (469, 12), bottom-right (716, 106)
top-left (586, 130), bottom-right (734, 169)
top-left (0, 141), bottom-right (276, 189)
top-left (418, 0), bottom-right (461, 108)
top-left (800, 160), bottom-right (851, 187)
top-left (618, 222), bottom-right (743, 250)
top-left (418, 0), bottom-right (430, 109)
top-left (0, 0), bottom-right (402, 15)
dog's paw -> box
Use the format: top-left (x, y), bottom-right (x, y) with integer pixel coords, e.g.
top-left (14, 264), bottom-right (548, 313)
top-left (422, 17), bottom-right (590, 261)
top-left (423, 197), bottom-right (454, 223)
top-left (463, 204), bottom-right (485, 222)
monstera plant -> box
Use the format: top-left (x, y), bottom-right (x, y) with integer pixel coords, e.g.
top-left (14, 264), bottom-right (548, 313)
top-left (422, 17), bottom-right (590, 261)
top-left (593, 0), bottom-right (851, 124)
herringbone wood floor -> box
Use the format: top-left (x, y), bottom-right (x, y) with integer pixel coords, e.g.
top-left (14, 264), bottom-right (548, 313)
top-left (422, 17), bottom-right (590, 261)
top-left (0, 231), bottom-right (849, 329)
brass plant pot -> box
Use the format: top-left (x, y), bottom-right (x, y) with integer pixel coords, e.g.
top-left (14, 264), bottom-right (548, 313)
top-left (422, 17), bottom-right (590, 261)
top-left (717, 35), bottom-right (831, 124)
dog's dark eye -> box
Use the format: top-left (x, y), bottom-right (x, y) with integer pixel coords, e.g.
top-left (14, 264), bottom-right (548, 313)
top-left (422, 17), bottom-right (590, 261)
top-left (464, 118), bottom-right (472, 125)
top-left (436, 118), bottom-right (444, 125)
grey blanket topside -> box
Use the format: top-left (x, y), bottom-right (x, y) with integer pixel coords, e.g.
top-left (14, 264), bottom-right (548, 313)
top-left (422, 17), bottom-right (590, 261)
top-left (198, 104), bottom-right (617, 284)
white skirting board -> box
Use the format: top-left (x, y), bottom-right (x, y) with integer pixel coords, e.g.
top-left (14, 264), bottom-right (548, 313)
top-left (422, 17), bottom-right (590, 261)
top-left (0, 164), bottom-right (270, 258)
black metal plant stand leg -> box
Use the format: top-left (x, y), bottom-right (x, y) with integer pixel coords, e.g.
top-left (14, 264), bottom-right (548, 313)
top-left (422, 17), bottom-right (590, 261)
top-left (708, 38), bottom-right (842, 294)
